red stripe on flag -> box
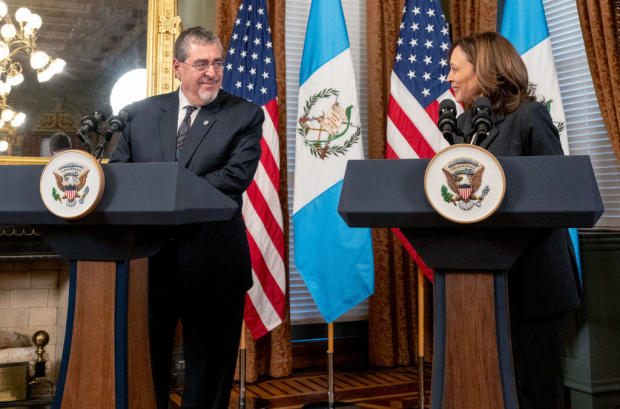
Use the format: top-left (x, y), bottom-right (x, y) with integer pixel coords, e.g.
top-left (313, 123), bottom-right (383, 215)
top-left (386, 143), bottom-right (398, 160)
top-left (260, 138), bottom-right (280, 191)
top-left (392, 227), bottom-right (433, 282)
top-left (245, 181), bottom-right (285, 259)
top-left (424, 99), bottom-right (439, 129)
top-left (388, 95), bottom-right (436, 158)
top-left (245, 231), bottom-right (285, 319)
top-left (264, 98), bottom-right (279, 131)
top-left (244, 294), bottom-right (268, 339)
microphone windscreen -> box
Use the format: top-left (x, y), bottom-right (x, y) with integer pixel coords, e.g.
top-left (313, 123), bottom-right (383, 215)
top-left (118, 109), bottom-right (131, 122)
top-left (473, 96), bottom-right (492, 111)
top-left (439, 98), bottom-right (457, 113)
top-left (99, 104), bottom-right (113, 120)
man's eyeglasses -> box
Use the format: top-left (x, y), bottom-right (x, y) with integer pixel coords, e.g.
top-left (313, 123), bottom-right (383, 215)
top-left (179, 60), bottom-right (224, 72)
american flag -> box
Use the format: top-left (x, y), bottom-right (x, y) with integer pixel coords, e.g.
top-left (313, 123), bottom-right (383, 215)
top-left (222, 0), bottom-right (285, 338)
top-left (386, 0), bottom-right (459, 281)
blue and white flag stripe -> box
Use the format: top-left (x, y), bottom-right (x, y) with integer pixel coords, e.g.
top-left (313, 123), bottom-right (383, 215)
top-left (501, 0), bottom-right (581, 279)
top-left (500, 0), bottom-right (569, 154)
top-left (293, 0), bottom-right (374, 323)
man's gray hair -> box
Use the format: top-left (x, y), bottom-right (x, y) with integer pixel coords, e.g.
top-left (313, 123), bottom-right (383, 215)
top-left (174, 27), bottom-right (223, 62)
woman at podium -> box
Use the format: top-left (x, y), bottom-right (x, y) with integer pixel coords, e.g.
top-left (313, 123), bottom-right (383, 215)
top-left (446, 31), bottom-right (581, 409)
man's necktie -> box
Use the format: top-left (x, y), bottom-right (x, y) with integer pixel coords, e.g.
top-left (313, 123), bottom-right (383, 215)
top-left (176, 105), bottom-right (198, 154)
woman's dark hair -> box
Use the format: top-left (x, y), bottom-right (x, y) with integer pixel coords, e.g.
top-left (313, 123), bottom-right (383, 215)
top-left (449, 32), bottom-right (535, 113)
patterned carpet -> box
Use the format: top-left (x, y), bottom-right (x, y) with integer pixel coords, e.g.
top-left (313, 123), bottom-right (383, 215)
top-left (170, 365), bottom-right (432, 409)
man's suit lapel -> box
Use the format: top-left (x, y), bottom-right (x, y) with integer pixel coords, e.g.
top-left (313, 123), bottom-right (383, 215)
top-left (159, 93), bottom-right (179, 162)
top-left (178, 107), bottom-right (218, 167)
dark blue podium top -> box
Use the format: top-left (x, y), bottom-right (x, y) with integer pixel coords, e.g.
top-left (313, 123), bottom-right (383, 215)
top-left (338, 155), bottom-right (603, 229)
top-left (338, 155), bottom-right (604, 270)
top-left (0, 162), bottom-right (237, 225)
top-left (0, 163), bottom-right (238, 260)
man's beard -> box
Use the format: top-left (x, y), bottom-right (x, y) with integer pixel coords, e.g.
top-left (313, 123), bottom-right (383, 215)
top-left (199, 78), bottom-right (220, 104)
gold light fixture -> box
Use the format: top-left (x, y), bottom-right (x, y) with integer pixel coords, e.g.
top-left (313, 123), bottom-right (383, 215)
top-left (0, 92), bottom-right (25, 128)
top-left (0, 1), bottom-right (66, 129)
top-left (0, 1), bottom-right (66, 88)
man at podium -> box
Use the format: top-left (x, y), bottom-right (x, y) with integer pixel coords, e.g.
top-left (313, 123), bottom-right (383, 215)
top-left (446, 32), bottom-right (581, 409)
top-left (110, 27), bottom-right (264, 409)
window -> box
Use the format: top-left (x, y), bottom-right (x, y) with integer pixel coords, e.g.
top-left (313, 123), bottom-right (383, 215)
top-left (543, 0), bottom-right (620, 227)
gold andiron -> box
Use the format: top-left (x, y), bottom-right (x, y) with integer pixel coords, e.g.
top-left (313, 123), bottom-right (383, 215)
top-left (29, 330), bottom-right (54, 396)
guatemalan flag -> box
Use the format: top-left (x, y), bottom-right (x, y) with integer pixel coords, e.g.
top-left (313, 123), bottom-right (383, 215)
top-left (293, 0), bottom-right (374, 323)
top-left (500, 0), bottom-right (582, 278)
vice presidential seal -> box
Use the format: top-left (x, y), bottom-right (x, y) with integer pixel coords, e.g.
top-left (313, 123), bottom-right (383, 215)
top-left (424, 144), bottom-right (505, 223)
top-left (40, 150), bottom-right (104, 219)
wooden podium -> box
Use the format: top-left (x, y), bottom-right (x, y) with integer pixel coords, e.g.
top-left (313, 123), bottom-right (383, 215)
top-left (338, 155), bottom-right (604, 409)
top-left (0, 162), bottom-right (238, 409)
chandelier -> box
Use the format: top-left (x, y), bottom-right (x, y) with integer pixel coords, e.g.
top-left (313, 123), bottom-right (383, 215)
top-left (0, 1), bottom-right (65, 129)
top-left (0, 92), bottom-right (24, 127)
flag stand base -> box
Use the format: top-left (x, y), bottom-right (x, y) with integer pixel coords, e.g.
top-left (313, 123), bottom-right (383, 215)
top-left (301, 339), bottom-right (359, 409)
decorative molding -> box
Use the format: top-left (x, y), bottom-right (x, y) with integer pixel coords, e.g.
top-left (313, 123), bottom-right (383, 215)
top-left (0, 156), bottom-right (49, 165)
top-left (158, 15), bottom-right (181, 34)
top-left (0, 225), bottom-right (38, 237)
top-left (34, 109), bottom-right (78, 133)
top-left (147, 0), bottom-right (180, 97)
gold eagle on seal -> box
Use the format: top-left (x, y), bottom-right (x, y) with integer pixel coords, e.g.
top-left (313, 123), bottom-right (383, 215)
top-left (442, 158), bottom-right (485, 205)
top-left (53, 169), bottom-right (90, 202)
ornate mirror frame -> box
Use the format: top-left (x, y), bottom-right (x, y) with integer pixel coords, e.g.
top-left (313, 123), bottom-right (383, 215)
top-left (0, 0), bottom-right (181, 165)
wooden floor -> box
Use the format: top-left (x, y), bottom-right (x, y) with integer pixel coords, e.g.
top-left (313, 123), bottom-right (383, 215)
top-left (170, 365), bottom-right (432, 409)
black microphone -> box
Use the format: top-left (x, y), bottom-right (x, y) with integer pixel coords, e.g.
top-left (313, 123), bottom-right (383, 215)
top-left (438, 99), bottom-right (458, 145)
top-left (94, 109), bottom-right (132, 160)
top-left (471, 97), bottom-right (492, 145)
top-left (105, 109), bottom-right (131, 139)
top-left (76, 107), bottom-right (112, 152)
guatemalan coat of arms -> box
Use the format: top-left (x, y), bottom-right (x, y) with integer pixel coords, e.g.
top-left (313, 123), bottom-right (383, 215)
top-left (297, 88), bottom-right (362, 160)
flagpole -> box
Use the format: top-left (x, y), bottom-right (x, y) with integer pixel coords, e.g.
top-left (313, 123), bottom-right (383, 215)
top-left (301, 322), bottom-right (357, 409)
top-left (417, 267), bottom-right (425, 409)
top-left (239, 322), bottom-right (247, 409)
top-left (327, 322), bottom-right (335, 408)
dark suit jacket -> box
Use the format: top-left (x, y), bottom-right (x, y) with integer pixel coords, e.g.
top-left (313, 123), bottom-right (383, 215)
top-left (110, 89), bottom-right (264, 291)
top-left (457, 99), bottom-right (581, 317)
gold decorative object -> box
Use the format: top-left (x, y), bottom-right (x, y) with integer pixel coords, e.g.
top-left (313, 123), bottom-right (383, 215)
top-left (148, 0), bottom-right (180, 96)
top-left (0, 93), bottom-right (24, 129)
top-left (158, 15), bottom-right (181, 35)
top-left (0, 2), bottom-right (65, 86)
top-left (32, 330), bottom-right (48, 369)
top-left (0, 362), bottom-right (28, 402)
top-left (28, 330), bottom-right (53, 397)
top-left (0, 1), bottom-right (66, 130)
top-left (33, 109), bottom-right (78, 133)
